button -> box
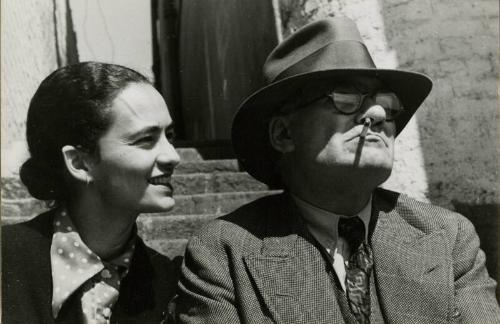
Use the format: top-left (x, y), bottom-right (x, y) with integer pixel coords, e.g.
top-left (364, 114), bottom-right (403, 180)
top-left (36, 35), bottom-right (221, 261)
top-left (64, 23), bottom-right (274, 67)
top-left (102, 307), bottom-right (112, 318)
top-left (101, 269), bottom-right (112, 279)
top-left (451, 307), bottom-right (461, 319)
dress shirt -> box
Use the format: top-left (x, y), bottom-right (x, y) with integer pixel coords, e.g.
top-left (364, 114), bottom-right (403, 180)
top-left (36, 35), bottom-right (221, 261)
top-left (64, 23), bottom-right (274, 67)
top-left (292, 194), bottom-right (371, 291)
top-left (50, 207), bottom-right (136, 322)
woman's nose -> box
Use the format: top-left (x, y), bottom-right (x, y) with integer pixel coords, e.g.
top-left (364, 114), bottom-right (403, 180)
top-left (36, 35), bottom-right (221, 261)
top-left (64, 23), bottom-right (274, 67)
top-left (156, 138), bottom-right (180, 168)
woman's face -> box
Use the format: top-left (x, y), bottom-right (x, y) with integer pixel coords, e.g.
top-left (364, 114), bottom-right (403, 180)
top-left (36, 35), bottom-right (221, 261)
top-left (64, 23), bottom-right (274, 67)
top-left (88, 82), bottom-right (180, 214)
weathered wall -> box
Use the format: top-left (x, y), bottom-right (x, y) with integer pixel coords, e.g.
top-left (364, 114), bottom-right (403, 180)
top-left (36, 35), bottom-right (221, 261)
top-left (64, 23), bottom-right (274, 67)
top-left (279, 0), bottom-right (499, 291)
top-left (68, 0), bottom-right (153, 80)
top-left (1, 0), bottom-right (59, 175)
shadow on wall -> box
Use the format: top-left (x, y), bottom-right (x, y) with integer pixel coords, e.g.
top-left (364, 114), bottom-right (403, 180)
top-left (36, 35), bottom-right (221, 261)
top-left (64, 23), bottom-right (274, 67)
top-left (64, 0), bottom-right (79, 65)
top-left (379, 0), bottom-right (499, 298)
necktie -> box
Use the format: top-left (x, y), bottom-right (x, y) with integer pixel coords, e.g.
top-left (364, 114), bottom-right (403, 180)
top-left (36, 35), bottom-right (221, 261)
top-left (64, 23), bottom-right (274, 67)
top-left (338, 217), bottom-right (373, 324)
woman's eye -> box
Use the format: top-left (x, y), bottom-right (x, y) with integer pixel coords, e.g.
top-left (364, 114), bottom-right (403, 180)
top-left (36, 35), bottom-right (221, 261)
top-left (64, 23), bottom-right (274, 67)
top-left (134, 136), bottom-right (154, 145)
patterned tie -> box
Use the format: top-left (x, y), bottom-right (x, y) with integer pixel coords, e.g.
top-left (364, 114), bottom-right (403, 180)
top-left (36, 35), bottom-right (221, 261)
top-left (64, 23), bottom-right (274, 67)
top-left (338, 216), bottom-right (373, 324)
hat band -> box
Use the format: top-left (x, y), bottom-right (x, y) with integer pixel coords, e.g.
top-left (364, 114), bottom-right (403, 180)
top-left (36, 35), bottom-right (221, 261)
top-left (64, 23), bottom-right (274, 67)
top-left (272, 41), bottom-right (377, 83)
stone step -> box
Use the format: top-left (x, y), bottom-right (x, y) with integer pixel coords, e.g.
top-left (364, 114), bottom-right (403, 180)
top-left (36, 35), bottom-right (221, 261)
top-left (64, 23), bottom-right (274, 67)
top-left (1, 190), bottom-right (282, 220)
top-left (146, 239), bottom-right (188, 259)
top-left (165, 191), bottom-right (281, 216)
top-left (137, 214), bottom-right (216, 240)
top-left (2, 169), bottom-right (267, 200)
top-left (175, 159), bottom-right (240, 174)
top-left (173, 172), bottom-right (268, 195)
top-left (175, 144), bottom-right (235, 161)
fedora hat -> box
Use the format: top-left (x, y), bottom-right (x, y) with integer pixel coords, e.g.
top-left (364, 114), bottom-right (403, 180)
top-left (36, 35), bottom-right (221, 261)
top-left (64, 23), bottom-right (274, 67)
top-left (231, 17), bottom-right (432, 186)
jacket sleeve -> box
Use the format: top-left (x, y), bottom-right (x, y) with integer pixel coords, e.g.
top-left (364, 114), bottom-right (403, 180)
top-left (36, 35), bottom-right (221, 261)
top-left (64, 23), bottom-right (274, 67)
top-left (175, 235), bottom-right (240, 324)
top-left (452, 215), bottom-right (500, 323)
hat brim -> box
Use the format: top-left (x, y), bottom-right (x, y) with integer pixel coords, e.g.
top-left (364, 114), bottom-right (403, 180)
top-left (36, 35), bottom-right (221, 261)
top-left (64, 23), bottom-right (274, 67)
top-left (231, 68), bottom-right (433, 186)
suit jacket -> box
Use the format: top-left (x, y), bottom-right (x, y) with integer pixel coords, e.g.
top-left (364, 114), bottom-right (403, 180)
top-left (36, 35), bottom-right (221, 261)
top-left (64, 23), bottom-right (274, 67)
top-left (2, 209), bottom-right (182, 324)
top-left (176, 188), bottom-right (500, 323)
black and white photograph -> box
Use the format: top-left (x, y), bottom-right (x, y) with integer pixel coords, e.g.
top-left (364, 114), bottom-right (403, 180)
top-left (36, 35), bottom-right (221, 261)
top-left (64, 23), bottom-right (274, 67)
top-left (1, 0), bottom-right (499, 323)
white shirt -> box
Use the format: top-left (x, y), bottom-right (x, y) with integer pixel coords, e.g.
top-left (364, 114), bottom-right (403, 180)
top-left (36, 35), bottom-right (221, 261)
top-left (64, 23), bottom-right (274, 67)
top-left (292, 194), bottom-right (372, 291)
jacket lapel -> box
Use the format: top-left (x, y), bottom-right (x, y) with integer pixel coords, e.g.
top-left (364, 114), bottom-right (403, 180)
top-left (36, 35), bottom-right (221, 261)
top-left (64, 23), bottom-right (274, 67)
top-left (243, 194), bottom-right (345, 323)
top-left (371, 190), bottom-right (453, 323)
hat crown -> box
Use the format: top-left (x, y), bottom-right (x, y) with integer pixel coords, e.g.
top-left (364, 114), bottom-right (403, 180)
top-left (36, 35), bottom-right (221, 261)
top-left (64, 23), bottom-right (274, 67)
top-left (264, 17), bottom-right (376, 83)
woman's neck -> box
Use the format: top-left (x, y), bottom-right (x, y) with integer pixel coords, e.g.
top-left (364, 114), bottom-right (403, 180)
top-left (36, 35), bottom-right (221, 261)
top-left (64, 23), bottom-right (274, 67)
top-left (66, 196), bottom-right (138, 260)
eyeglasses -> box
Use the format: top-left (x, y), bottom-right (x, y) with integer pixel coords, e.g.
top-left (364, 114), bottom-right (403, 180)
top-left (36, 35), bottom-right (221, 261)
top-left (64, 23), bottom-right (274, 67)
top-left (325, 90), bottom-right (404, 121)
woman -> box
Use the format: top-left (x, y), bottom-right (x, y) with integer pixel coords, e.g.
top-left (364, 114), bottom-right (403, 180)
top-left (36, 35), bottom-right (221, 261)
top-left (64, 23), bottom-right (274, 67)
top-left (2, 62), bottom-right (181, 323)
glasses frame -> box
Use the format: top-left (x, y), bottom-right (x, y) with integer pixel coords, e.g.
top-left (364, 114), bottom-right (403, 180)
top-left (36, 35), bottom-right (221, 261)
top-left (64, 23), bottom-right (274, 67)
top-left (325, 89), bottom-right (403, 121)
top-left (278, 85), bottom-right (404, 122)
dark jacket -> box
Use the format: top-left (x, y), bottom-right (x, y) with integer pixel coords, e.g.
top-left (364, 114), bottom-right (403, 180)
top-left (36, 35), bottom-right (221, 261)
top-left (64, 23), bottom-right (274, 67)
top-left (2, 209), bottom-right (182, 324)
top-left (176, 188), bottom-right (500, 323)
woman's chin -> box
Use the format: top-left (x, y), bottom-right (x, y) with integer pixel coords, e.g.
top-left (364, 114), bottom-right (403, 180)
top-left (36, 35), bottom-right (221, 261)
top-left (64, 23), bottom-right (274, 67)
top-left (141, 197), bottom-right (176, 213)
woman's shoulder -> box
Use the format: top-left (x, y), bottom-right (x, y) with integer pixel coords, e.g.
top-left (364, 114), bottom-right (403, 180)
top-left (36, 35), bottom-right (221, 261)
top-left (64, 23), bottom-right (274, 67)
top-left (2, 210), bottom-right (55, 248)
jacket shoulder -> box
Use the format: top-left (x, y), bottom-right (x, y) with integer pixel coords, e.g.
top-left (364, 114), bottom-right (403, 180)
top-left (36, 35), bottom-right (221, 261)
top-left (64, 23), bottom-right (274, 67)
top-left (202, 192), bottom-right (283, 232)
top-left (375, 187), bottom-right (469, 234)
top-left (188, 193), bottom-right (286, 253)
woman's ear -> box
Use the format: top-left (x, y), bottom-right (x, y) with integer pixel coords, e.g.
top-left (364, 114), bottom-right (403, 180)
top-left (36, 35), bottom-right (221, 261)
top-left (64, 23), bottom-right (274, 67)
top-left (61, 145), bottom-right (93, 184)
top-left (269, 116), bottom-right (295, 153)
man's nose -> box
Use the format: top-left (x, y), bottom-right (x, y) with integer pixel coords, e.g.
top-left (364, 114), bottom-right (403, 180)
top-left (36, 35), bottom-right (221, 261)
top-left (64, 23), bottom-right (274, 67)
top-left (156, 137), bottom-right (180, 168)
top-left (356, 99), bottom-right (387, 125)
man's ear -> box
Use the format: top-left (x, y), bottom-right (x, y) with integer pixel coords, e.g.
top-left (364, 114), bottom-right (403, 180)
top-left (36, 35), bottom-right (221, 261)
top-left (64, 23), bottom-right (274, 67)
top-left (269, 116), bottom-right (295, 153)
top-left (61, 145), bottom-right (94, 184)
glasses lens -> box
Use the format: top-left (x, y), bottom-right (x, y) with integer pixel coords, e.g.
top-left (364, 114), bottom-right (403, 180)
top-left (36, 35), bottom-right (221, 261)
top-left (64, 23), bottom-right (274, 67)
top-left (375, 93), bottom-right (403, 120)
top-left (330, 92), bottom-right (362, 114)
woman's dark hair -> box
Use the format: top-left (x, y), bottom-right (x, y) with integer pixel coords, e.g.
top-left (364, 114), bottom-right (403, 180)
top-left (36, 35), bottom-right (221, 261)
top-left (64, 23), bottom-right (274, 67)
top-left (20, 61), bottom-right (150, 204)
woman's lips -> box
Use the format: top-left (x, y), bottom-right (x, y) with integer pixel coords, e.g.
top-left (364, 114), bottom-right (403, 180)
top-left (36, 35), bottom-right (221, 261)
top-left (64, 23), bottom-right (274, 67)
top-left (148, 175), bottom-right (173, 187)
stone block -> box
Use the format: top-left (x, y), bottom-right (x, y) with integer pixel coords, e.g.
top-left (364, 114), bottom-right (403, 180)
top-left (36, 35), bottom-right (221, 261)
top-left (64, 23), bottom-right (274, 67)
top-left (431, 1), bottom-right (498, 20)
top-left (1, 198), bottom-right (49, 219)
top-left (174, 159), bottom-right (240, 174)
top-left (144, 239), bottom-right (188, 258)
top-left (1, 177), bottom-right (31, 200)
top-left (171, 172), bottom-right (268, 195)
top-left (212, 172), bottom-right (268, 193)
top-left (439, 37), bottom-right (473, 58)
top-left (137, 214), bottom-right (217, 240)
top-left (166, 191), bottom-right (281, 216)
top-left (176, 148), bottom-right (204, 161)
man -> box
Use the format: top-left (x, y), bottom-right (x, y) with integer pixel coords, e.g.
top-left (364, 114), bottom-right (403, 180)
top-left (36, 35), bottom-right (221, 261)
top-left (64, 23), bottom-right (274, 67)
top-left (176, 17), bottom-right (500, 323)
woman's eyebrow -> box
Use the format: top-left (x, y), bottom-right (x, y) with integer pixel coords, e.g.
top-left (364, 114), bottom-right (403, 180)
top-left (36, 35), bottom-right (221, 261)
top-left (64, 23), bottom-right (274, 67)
top-left (126, 125), bottom-right (161, 138)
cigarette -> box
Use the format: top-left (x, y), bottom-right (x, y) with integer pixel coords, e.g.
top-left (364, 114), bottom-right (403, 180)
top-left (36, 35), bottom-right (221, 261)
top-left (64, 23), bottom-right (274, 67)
top-left (360, 118), bottom-right (371, 138)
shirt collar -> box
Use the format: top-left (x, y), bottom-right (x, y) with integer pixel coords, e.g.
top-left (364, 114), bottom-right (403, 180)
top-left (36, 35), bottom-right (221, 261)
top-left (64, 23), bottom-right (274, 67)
top-left (291, 194), bottom-right (372, 249)
top-left (50, 206), bottom-right (137, 318)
